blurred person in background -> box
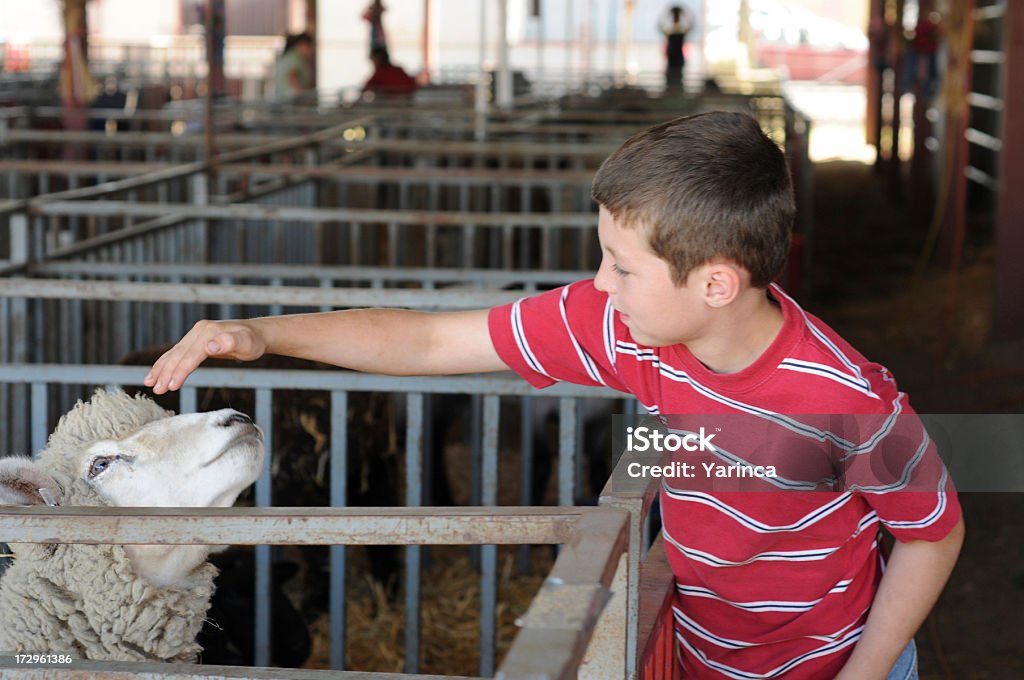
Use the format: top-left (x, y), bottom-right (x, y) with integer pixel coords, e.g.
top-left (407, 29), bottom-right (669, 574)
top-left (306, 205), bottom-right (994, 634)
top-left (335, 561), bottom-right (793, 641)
top-left (660, 4), bottom-right (695, 93)
top-left (902, 10), bottom-right (942, 99)
top-left (362, 46), bottom-right (418, 101)
top-left (363, 0), bottom-right (388, 56)
top-left (274, 32), bottom-right (314, 101)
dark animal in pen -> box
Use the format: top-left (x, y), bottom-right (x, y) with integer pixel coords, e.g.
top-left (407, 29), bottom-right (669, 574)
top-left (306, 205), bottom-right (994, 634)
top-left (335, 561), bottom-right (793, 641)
top-left (197, 548), bottom-right (311, 668)
top-left (427, 394), bottom-right (615, 507)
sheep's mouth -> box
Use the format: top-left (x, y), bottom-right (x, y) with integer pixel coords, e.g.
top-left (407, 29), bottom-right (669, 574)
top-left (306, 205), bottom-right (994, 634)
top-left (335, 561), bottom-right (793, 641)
top-left (203, 428), bottom-right (265, 468)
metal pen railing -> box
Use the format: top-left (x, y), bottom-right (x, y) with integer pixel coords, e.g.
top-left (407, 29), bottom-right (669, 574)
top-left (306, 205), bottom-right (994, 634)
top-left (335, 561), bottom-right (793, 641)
top-left (0, 503), bottom-right (630, 679)
top-left (0, 364), bottom-right (624, 676)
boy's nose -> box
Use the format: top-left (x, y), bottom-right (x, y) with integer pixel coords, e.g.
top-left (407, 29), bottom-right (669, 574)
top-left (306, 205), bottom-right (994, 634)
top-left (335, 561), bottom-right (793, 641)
top-left (594, 261), bottom-right (615, 294)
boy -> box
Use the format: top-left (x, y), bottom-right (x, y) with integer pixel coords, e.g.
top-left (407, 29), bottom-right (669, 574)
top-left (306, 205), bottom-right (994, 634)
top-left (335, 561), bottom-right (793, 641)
top-left (145, 112), bottom-right (963, 678)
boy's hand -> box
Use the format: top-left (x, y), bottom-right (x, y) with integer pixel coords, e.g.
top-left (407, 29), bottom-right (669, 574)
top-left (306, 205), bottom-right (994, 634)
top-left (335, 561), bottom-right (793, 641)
top-left (143, 319), bottom-right (266, 394)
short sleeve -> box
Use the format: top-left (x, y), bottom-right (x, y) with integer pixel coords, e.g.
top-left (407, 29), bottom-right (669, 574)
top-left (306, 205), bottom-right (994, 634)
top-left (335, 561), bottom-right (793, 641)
top-left (488, 280), bottom-right (628, 392)
top-left (837, 394), bottom-right (962, 543)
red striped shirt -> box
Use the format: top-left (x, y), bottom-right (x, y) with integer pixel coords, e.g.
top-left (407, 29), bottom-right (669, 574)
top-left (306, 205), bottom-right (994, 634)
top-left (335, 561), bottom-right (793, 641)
top-left (489, 280), bottom-right (960, 679)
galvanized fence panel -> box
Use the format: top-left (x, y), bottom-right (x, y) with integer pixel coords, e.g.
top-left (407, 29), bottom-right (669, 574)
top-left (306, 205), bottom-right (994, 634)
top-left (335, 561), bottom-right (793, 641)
top-left (11, 202), bottom-right (601, 272)
top-left (0, 504), bottom-right (630, 680)
top-left (0, 362), bottom-right (625, 675)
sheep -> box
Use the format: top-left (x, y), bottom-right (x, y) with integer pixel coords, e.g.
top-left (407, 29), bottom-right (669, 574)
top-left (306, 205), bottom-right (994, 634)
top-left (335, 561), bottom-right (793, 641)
top-left (0, 388), bottom-right (264, 663)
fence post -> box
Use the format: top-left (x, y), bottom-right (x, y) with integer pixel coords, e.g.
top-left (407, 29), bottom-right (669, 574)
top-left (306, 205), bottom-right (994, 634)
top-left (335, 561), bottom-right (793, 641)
top-left (578, 551), bottom-right (628, 678)
top-left (7, 213), bottom-right (29, 455)
top-left (190, 173), bottom-right (209, 266)
top-left (599, 493), bottom-right (644, 678)
top-left (596, 440), bottom-right (665, 678)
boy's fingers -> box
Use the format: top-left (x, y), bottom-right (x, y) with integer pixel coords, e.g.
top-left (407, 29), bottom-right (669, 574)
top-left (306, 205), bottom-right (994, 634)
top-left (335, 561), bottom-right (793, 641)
top-left (145, 325), bottom-right (234, 394)
top-left (143, 347), bottom-right (178, 391)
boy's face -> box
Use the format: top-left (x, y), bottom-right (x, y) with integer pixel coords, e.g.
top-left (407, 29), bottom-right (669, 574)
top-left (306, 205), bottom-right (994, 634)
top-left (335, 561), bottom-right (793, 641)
top-left (594, 207), bottom-right (710, 347)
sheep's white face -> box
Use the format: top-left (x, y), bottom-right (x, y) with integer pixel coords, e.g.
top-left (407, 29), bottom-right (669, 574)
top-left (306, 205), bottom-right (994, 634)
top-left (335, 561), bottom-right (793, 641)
top-left (82, 409), bottom-right (264, 509)
top-left (0, 406), bottom-right (265, 588)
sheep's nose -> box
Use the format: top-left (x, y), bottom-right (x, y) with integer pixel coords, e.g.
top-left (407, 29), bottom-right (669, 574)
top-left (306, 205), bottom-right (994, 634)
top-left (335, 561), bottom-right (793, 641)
top-left (220, 412), bottom-right (253, 428)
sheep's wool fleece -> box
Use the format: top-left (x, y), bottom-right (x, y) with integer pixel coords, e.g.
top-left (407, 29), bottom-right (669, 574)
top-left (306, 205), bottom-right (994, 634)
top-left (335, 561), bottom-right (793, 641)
top-left (0, 389), bottom-right (216, 662)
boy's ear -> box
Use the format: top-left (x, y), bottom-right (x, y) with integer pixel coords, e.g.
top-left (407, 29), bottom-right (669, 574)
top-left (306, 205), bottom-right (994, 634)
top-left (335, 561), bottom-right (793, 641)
top-left (702, 262), bottom-right (743, 308)
top-left (0, 457), bottom-right (62, 506)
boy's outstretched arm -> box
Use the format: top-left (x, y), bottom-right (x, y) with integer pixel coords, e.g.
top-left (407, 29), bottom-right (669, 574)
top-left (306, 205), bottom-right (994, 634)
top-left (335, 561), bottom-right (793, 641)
top-left (143, 308), bottom-right (508, 394)
top-left (835, 515), bottom-right (965, 680)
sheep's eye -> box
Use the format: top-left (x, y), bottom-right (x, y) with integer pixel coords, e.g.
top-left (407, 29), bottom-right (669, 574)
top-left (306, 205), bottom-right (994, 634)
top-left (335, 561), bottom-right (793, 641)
top-left (88, 456), bottom-right (115, 479)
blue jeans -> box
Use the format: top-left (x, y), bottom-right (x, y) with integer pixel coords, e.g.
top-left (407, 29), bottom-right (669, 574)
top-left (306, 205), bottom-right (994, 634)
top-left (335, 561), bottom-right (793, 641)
top-left (886, 639), bottom-right (919, 680)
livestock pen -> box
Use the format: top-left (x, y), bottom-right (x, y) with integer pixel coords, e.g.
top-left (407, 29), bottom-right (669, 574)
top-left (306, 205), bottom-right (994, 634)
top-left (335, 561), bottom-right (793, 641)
top-left (0, 90), bottom-right (812, 676)
top-left (0, 500), bottom-right (632, 679)
top-left (0, 110), bottom-right (625, 674)
top-left (0, 276), bottom-right (638, 672)
top-left (0, 363), bottom-right (674, 679)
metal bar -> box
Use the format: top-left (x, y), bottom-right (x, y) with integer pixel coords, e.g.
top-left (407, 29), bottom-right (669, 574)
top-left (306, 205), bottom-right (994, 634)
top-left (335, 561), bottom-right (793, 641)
top-left (965, 165), bottom-right (999, 190)
top-left (0, 659), bottom-right (477, 680)
top-left (30, 382), bottom-right (48, 455)
top-left (480, 395), bottom-right (500, 676)
top-left (970, 49), bottom-right (1005, 63)
top-left (32, 261), bottom-right (583, 285)
top-left (558, 398), bottom-right (578, 505)
top-left (965, 127), bottom-right (1004, 151)
top-left (0, 364), bottom-right (617, 399)
top-left (518, 394), bottom-right (535, 573)
top-left (0, 507), bottom-right (582, 545)
top-left (405, 393), bottom-right (425, 674)
top-left (329, 390), bottom-right (349, 670)
top-left (254, 387), bottom-right (273, 667)
top-left (179, 386), bottom-right (197, 414)
top-left (33, 201), bottom-right (598, 228)
top-left (974, 3), bottom-right (1007, 21)
top-left (967, 92), bottom-right (1005, 111)
top-left (0, 298), bottom-right (8, 452)
top-left (0, 278), bottom-right (522, 310)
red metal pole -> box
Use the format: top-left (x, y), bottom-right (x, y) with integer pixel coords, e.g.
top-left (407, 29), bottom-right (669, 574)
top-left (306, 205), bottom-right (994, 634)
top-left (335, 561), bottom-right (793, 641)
top-left (908, 0), bottom-right (935, 225)
top-left (866, 0), bottom-right (885, 170)
top-left (937, 0), bottom-right (975, 269)
top-left (887, 0), bottom-right (905, 199)
top-left (421, 0), bottom-right (432, 84)
top-left (938, 0), bottom-right (976, 358)
top-left (994, 1), bottom-right (1024, 338)
top-left (60, 0), bottom-right (92, 144)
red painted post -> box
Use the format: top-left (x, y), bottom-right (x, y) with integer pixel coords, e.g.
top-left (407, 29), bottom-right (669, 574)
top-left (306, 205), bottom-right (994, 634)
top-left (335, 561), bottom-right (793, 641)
top-left (937, 1), bottom-right (975, 268)
top-left (421, 0), bottom-right (432, 84)
top-left (888, 0), bottom-right (905, 199)
top-left (909, 0), bottom-right (935, 225)
top-left (59, 0), bottom-right (93, 146)
top-left (867, 0), bottom-right (886, 171)
top-left (994, 1), bottom-right (1024, 338)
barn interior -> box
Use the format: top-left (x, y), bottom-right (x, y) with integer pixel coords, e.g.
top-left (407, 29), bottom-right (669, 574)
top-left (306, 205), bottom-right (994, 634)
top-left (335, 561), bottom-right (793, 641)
top-left (0, 0), bottom-right (1021, 678)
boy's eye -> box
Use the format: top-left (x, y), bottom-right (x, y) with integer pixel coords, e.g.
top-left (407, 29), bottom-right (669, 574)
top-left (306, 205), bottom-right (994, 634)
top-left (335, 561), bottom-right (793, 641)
top-left (611, 263), bottom-right (630, 276)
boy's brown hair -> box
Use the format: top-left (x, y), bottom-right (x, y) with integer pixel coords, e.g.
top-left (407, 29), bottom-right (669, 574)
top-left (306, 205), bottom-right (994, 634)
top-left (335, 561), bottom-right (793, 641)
top-left (591, 111), bottom-right (795, 287)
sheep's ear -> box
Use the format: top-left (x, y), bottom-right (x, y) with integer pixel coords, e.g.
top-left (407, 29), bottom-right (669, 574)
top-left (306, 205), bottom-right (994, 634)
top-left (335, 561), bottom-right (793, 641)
top-left (0, 457), bottom-right (62, 506)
